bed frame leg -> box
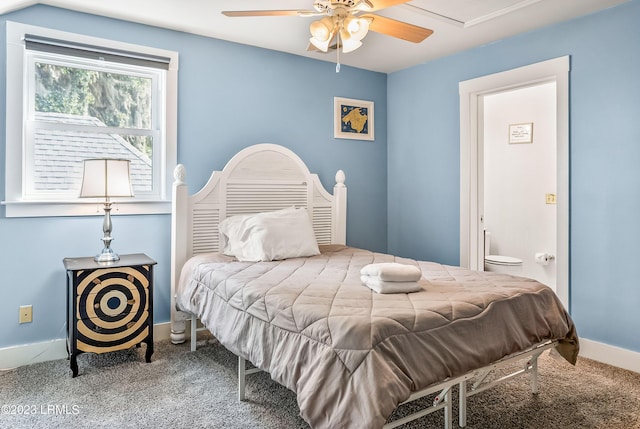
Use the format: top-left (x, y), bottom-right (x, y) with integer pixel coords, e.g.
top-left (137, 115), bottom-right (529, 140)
top-left (530, 355), bottom-right (539, 394)
top-left (190, 315), bottom-right (197, 352)
top-left (444, 388), bottom-right (453, 429)
top-left (238, 356), bottom-right (247, 402)
top-left (458, 380), bottom-right (467, 427)
top-left (170, 319), bottom-right (186, 344)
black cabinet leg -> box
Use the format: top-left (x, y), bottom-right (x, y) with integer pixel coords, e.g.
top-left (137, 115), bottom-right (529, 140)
top-left (145, 342), bottom-right (153, 363)
top-left (71, 355), bottom-right (79, 378)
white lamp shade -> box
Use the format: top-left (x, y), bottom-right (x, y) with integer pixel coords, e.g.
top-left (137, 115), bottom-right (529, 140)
top-left (309, 16), bottom-right (334, 41)
top-left (347, 17), bottom-right (370, 41)
top-left (79, 158), bottom-right (134, 198)
top-left (309, 36), bottom-right (331, 52)
top-left (341, 37), bottom-right (362, 53)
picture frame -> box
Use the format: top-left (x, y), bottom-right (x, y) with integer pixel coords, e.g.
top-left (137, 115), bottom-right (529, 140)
top-left (334, 97), bottom-right (374, 141)
top-left (509, 122), bottom-right (533, 144)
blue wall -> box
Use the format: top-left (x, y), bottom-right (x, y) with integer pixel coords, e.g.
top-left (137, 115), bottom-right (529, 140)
top-left (0, 5), bottom-right (388, 348)
top-left (388, 1), bottom-right (640, 353)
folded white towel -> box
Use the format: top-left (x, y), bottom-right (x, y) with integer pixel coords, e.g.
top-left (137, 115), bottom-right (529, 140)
top-left (360, 262), bottom-right (422, 282)
top-left (361, 276), bottom-right (422, 294)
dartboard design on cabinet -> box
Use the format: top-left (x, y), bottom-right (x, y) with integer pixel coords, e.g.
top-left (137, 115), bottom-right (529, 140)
top-left (63, 254), bottom-right (156, 377)
top-left (75, 266), bottom-right (149, 353)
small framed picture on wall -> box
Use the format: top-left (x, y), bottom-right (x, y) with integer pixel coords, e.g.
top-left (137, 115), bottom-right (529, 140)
top-left (334, 97), bottom-right (374, 141)
top-left (509, 122), bottom-right (533, 144)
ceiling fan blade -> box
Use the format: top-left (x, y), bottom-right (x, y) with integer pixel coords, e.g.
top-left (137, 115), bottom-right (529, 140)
top-left (360, 14), bottom-right (433, 43)
top-left (222, 10), bottom-right (316, 17)
top-left (363, 0), bottom-right (411, 12)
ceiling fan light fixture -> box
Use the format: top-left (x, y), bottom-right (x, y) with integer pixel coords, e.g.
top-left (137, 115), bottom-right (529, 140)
top-left (338, 25), bottom-right (363, 53)
top-left (309, 16), bottom-right (334, 40)
top-left (344, 16), bottom-right (370, 41)
top-left (341, 37), bottom-right (362, 53)
top-left (309, 35), bottom-right (332, 52)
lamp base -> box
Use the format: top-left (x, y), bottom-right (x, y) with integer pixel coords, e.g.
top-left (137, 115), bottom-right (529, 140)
top-left (95, 204), bottom-right (119, 263)
top-left (95, 247), bottom-right (120, 263)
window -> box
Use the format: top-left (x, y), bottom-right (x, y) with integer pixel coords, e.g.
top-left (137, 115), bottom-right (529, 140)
top-left (4, 22), bottom-right (178, 217)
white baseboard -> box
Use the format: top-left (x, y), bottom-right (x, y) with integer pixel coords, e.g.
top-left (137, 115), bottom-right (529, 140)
top-left (0, 339), bottom-right (68, 371)
top-left (154, 321), bottom-right (173, 342)
top-left (0, 321), bottom-right (176, 371)
top-left (578, 338), bottom-right (640, 374)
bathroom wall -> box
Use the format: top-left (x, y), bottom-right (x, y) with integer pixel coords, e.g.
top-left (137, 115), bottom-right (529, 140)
top-left (483, 82), bottom-right (557, 289)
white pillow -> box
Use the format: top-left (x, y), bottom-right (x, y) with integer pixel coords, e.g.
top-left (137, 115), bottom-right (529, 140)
top-left (219, 207), bottom-right (320, 262)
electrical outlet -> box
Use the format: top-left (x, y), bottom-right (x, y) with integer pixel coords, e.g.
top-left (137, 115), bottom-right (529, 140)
top-left (19, 305), bottom-right (32, 324)
top-left (545, 193), bottom-right (557, 204)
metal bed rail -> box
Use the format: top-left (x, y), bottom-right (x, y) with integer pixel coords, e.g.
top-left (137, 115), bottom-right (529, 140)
top-left (458, 340), bottom-right (558, 427)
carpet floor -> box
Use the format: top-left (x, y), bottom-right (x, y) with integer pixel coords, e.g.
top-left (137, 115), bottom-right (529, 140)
top-left (1, 335), bottom-right (639, 429)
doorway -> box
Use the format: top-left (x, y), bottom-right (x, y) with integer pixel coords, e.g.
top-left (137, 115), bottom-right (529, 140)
top-left (482, 82), bottom-right (557, 290)
top-left (458, 56), bottom-right (570, 308)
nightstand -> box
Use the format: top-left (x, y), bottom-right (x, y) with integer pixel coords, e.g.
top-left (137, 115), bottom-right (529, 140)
top-left (63, 253), bottom-right (156, 377)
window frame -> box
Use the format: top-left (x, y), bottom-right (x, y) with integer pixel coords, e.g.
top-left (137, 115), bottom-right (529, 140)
top-left (3, 22), bottom-right (178, 218)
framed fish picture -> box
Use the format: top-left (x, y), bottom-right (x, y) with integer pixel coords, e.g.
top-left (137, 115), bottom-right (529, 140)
top-left (334, 97), bottom-right (374, 141)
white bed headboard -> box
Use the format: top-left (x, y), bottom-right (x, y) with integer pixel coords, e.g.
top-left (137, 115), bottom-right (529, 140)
top-left (170, 143), bottom-right (347, 343)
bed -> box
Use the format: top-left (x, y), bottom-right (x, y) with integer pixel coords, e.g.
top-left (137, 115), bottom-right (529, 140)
top-left (170, 143), bottom-right (579, 429)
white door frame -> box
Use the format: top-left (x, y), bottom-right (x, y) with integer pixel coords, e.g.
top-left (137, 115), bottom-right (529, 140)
top-left (459, 56), bottom-right (570, 308)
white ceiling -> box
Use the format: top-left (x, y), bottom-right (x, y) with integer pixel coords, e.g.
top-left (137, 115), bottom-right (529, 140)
top-left (0, 0), bottom-right (630, 73)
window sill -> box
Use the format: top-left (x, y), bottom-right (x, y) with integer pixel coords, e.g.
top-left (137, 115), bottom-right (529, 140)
top-left (1, 200), bottom-right (171, 218)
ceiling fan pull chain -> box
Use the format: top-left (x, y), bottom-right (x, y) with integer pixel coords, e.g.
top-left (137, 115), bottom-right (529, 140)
top-left (336, 28), bottom-right (341, 73)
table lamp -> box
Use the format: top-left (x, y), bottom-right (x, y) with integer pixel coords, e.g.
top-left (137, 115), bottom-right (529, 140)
top-left (79, 159), bottom-right (134, 262)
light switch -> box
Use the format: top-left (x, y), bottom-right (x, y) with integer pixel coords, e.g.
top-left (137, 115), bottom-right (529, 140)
top-left (545, 193), bottom-right (557, 204)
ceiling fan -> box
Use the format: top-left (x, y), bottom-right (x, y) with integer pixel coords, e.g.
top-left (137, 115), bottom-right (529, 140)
top-left (222, 0), bottom-right (434, 56)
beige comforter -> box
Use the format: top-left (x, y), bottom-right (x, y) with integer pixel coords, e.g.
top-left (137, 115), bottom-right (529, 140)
top-left (177, 245), bottom-right (579, 429)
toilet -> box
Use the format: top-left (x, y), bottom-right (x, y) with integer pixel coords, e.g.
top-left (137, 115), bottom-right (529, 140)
top-left (484, 230), bottom-right (523, 274)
